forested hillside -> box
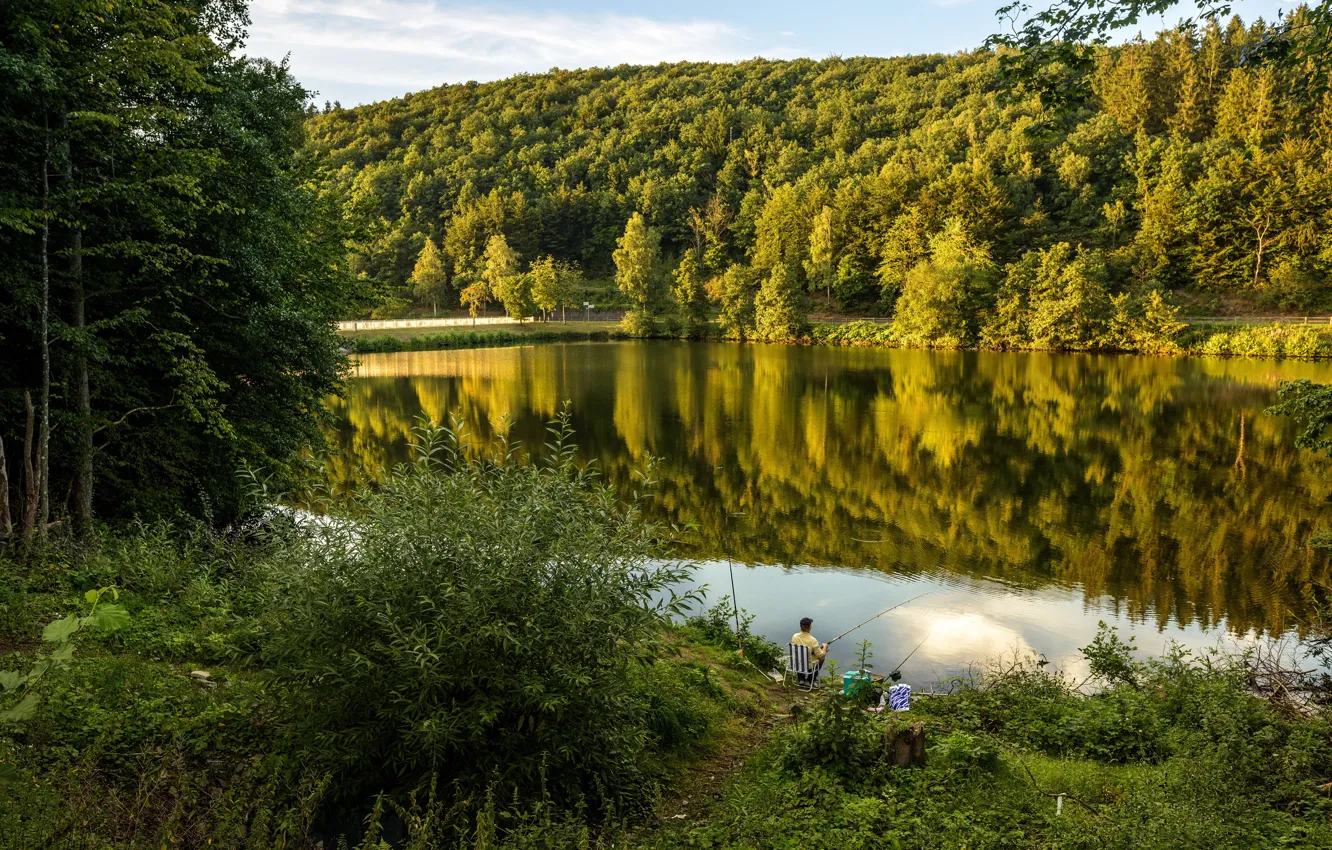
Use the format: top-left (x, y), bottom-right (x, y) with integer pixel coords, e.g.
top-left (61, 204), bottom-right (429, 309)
top-left (307, 10), bottom-right (1332, 342)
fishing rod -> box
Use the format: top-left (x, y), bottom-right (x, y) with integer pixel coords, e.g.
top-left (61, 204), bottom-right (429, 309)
top-left (724, 509), bottom-right (746, 659)
top-left (888, 631), bottom-right (933, 681)
top-left (826, 592), bottom-right (933, 646)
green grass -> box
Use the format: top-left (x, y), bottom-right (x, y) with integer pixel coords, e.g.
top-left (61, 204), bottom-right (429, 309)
top-left (342, 318), bottom-right (1332, 359)
top-left (339, 321), bottom-right (629, 352)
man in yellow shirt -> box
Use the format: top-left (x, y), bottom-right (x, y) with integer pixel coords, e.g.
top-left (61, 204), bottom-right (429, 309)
top-left (791, 617), bottom-right (828, 665)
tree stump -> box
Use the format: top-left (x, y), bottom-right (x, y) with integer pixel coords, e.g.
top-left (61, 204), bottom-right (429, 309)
top-left (885, 722), bottom-right (927, 767)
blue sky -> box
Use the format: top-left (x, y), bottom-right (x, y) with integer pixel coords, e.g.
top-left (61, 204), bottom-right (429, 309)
top-left (244, 0), bottom-right (1292, 106)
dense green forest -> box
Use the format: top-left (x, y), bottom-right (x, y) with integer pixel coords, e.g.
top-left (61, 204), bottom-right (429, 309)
top-left (0, 0), bottom-right (354, 532)
top-left (308, 8), bottom-right (1332, 347)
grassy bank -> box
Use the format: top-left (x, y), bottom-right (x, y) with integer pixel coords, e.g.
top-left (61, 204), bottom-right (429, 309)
top-left (342, 319), bottom-right (1332, 360)
top-left (340, 322), bottom-right (626, 353)
top-left (636, 635), bottom-right (1332, 850)
top-left (4, 540), bottom-right (1331, 848)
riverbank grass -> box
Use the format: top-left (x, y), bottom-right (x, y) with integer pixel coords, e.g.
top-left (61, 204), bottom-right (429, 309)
top-left (339, 321), bottom-right (626, 353)
top-left (341, 318), bottom-right (1332, 359)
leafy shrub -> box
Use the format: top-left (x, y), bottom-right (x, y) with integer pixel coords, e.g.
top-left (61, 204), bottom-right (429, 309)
top-left (620, 309), bottom-right (659, 337)
top-left (635, 661), bottom-right (726, 756)
top-left (915, 660), bottom-right (1080, 753)
top-left (369, 296), bottom-right (413, 319)
top-left (1082, 621), bottom-right (1142, 687)
top-left (810, 320), bottom-right (896, 346)
top-left (684, 596), bottom-right (784, 672)
top-left (260, 415), bottom-right (699, 817)
top-left (1201, 331), bottom-right (1232, 356)
top-left (1283, 326), bottom-right (1330, 358)
top-left (930, 730), bottom-right (1000, 772)
top-left (778, 678), bottom-right (882, 780)
top-left (0, 588), bottom-right (130, 726)
top-left (347, 328), bottom-right (621, 354)
top-left (1062, 688), bottom-right (1166, 763)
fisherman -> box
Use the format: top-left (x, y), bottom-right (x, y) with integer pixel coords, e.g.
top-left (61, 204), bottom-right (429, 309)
top-left (791, 617), bottom-right (829, 668)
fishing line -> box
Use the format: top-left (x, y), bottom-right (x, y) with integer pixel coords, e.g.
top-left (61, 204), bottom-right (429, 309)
top-left (827, 591), bottom-right (933, 646)
top-left (889, 631), bottom-right (933, 681)
top-left (725, 511), bottom-right (745, 658)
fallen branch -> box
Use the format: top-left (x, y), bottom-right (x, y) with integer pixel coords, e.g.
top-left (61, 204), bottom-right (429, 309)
top-left (1020, 760), bottom-right (1102, 818)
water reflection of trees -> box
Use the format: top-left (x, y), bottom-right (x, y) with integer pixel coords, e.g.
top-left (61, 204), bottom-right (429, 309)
top-left (327, 343), bottom-right (1332, 637)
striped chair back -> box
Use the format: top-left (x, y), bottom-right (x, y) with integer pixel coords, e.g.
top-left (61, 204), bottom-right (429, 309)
top-left (788, 642), bottom-right (811, 674)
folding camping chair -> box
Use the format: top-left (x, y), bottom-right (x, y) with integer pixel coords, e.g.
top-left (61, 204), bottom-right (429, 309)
top-left (783, 643), bottom-right (824, 691)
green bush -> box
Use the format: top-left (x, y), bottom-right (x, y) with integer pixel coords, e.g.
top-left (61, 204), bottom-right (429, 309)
top-left (809, 320), bottom-right (896, 346)
top-left (1063, 689), bottom-right (1166, 763)
top-left (260, 415), bottom-right (699, 817)
top-left (1184, 324), bottom-right (1332, 360)
top-left (346, 327), bottom-right (623, 353)
top-left (1284, 326), bottom-right (1330, 358)
top-left (620, 309), bottom-right (660, 338)
top-left (683, 596), bottom-right (784, 672)
top-left (1201, 331), bottom-right (1232, 356)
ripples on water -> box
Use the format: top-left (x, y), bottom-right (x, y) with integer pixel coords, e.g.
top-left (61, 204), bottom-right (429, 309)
top-left (327, 341), bottom-right (1332, 678)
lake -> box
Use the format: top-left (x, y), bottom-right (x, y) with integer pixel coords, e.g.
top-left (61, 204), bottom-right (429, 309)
top-left (328, 341), bottom-right (1332, 682)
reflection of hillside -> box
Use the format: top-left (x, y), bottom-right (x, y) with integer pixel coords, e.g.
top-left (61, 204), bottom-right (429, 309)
top-left (328, 342), bottom-right (1332, 637)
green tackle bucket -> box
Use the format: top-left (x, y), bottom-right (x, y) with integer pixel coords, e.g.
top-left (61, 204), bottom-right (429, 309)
top-left (842, 669), bottom-right (872, 698)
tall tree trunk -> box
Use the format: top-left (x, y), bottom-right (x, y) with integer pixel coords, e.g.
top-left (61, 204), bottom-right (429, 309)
top-left (69, 221), bottom-right (90, 536)
top-left (64, 116), bottom-right (92, 538)
top-left (21, 392), bottom-right (38, 538)
top-left (38, 113), bottom-right (51, 539)
top-left (0, 435), bottom-right (11, 542)
top-left (1253, 215), bottom-right (1272, 289)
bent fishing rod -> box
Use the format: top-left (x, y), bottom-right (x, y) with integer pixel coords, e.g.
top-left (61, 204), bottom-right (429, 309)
top-left (888, 631), bottom-right (933, 681)
top-left (826, 592), bottom-right (933, 646)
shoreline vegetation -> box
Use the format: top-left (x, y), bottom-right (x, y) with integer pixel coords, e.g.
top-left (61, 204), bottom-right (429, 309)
top-left (341, 318), bottom-right (1332, 360)
top-left (3, 421), bottom-right (1331, 848)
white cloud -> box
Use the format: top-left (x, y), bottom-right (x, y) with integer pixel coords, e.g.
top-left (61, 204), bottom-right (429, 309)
top-left (245, 0), bottom-right (794, 102)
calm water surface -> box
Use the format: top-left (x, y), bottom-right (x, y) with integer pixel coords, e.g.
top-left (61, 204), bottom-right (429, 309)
top-left (328, 342), bottom-right (1332, 680)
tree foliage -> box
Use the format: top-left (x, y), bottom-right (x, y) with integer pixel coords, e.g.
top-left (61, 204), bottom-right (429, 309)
top-left (614, 212), bottom-right (664, 328)
top-left (0, 0), bottom-right (355, 528)
top-left (410, 237), bottom-right (449, 314)
top-left (892, 221), bottom-right (997, 347)
top-left (309, 11), bottom-right (1332, 331)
